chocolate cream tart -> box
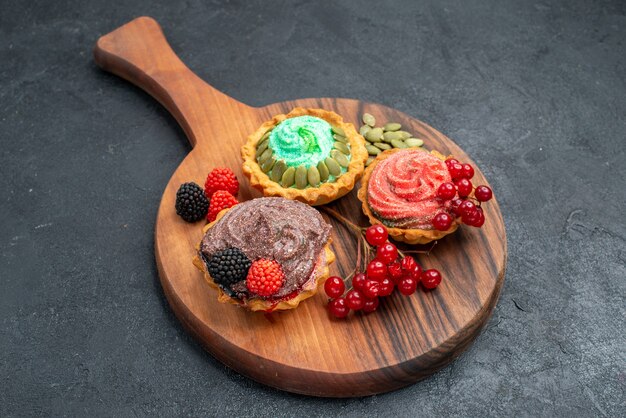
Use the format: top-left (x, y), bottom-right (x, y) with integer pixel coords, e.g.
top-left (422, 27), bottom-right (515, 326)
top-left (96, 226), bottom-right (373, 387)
top-left (193, 197), bottom-right (335, 312)
top-left (241, 107), bottom-right (368, 206)
top-left (358, 148), bottom-right (461, 244)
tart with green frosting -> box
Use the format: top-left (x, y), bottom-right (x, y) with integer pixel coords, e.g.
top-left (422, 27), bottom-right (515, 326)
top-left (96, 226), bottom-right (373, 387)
top-left (241, 107), bottom-right (368, 206)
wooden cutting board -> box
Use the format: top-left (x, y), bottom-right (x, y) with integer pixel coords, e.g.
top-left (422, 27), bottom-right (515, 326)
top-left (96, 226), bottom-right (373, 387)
top-left (94, 17), bottom-right (507, 397)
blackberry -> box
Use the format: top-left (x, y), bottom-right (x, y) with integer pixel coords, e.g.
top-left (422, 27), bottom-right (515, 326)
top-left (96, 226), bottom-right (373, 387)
top-left (206, 248), bottom-right (251, 289)
top-left (175, 182), bottom-right (209, 222)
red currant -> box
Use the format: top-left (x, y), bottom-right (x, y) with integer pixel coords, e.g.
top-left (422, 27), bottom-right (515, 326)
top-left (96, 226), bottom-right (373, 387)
top-left (398, 277), bottom-right (418, 295)
top-left (409, 263), bottom-right (423, 280)
top-left (445, 158), bottom-right (459, 168)
top-left (378, 277), bottom-right (395, 296)
top-left (328, 297), bottom-right (350, 318)
top-left (450, 198), bottom-right (464, 216)
top-left (468, 207), bottom-right (485, 227)
top-left (376, 242), bottom-right (398, 264)
top-left (458, 200), bottom-right (476, 216)
top-left (462, 207), bottom-right (480, 225)
top-left (436, 182), bottom-right (456, 200)
top-left (433, 212), bottom-right (453, 231)
top-left (352, 273), bottom-right (367, 291)
top-left (387, 261), bottom-right (404, 282)
top-left (401, 256), bottom-right (422, 280)
top-left (421, 269), bottom-right (442, 289)
top-left (461, 163), bottom-right (474, 179)
top-left (324, 276), bottom-right (345, 299)
top-left (476, 207), bottom-right (486, 227)
top-left (345, 289), bottom-right (365, 310)
top-left (474, 185), bottom-right (493, 202)
top-left (363, 280), bottom-right (380, 299)
top-left (455, 178), bottom-right (473, 198)
top-left (448, 163), bottom-right (463, 179)
top-left (366, 260), bottom-right (387, 282)
top-left (365, 225), bottom-right (388, 246)
top-left (401, 256), bottom-right (417, 273)
top-left (362, 297), bottom-right (379, 313)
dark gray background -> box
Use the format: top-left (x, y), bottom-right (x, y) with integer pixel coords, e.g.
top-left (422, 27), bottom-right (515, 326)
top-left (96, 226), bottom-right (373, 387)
top-left (1, 0), bottom-right (624, 416)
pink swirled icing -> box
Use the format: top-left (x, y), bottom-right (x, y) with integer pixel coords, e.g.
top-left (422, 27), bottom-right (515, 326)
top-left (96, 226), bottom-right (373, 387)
top-left (367, 149), bottom-right (453, 229)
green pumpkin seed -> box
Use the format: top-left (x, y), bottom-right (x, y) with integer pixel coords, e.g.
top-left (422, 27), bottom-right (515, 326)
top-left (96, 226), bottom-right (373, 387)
top-left (258, 148), bottom-right (273, 164)
top-left (295, 165), bottom-right (308, 189)
top-left (391, 139), bottom-right (408, 149)
top-left (331, 150), bottom-right (350, 167)
top-left (270, 160), bottom-right (287, 182)
top-left (366, 145), bottom-right (381, 155)
top-left (261, 130), bottom-right (272, 141)
top-left (362, 113), bottom-right (376, 127)
top-left (404, 138), bottom-right (424, 147)
top-left (383, 131), bottom-right (403, 142)
top-left (366, 156), bottom-right (375, 167)
top-left (256, 140), bottom-right (269, 157)
top-left (257, 135), bottom-right (269, 147)
top-left (307, 166), bottom-right (321, 187)
top-left (383, 122), bottom-right (401, 132)
top-left (374, 142), bottom-right (391, 150)
top-left (365, 127), bottom-right (383, 142)
top-left (333, 141), bottom-right (350, 155)
top-left (397, 131), bottom-right (412, 139)
top-left (325, 157), bottom-right (342, 176)
top-left (261, 157), bottom-right (276, 173)
top-left (331, 125), bottom-right (346, 137)
top-left (281, 167), bottom-right (295, 187)
top-left (333, 134), bottom-right (348, 144)
top-left (359, 125), bottom-right (372, 136)
top-left (317, 161), bottom-right (330, 182)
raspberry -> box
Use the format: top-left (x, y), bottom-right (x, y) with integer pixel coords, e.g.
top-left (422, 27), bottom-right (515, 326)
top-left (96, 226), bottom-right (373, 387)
top-left (175, 182), bottom-right (209, 222)
top-left (207, 190), bottom-right (239, 222)
top-left (246, 258), bottom-right (285, 297)
top-left (204, 167), bottom-right (239, 199)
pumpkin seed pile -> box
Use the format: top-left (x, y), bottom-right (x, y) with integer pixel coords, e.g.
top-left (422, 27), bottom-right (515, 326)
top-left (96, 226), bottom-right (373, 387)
top-left (255, 124), bottom-right (351, 189)
top-left (360, 113), bottom-right (424, 166)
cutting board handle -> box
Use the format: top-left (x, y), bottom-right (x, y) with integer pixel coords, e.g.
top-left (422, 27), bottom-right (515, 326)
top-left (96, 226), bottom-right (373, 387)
top-left (94, 16), bottom-right (248, 147)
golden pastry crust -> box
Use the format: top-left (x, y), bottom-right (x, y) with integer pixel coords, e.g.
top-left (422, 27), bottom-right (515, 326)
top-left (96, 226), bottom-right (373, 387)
top-left (357, 148), bottom-right (461, 245)
top-left (192, 208), bottom-right (336, 312)
top-left (241, 107), bottom-right (368, 206)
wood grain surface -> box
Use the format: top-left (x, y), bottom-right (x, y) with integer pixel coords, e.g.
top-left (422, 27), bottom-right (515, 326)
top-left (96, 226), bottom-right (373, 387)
top-left (94, 17), bottom-right (507, 397)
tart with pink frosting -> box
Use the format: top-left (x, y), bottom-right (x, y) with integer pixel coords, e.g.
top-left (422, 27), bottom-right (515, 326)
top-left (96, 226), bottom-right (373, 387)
top-left (357, 148), bottom-right (461, 244)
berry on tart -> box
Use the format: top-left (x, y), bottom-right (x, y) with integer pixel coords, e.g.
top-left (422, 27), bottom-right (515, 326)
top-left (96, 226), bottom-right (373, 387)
top-left (206, 248), bottom-right (251, 295)
top-left (193, 197), bottom-right (335, 312)
top-left (246, 259), bottom-right (285, 297)
top-left (241, 107), bottom-right (368, 206)
top-left (175, 182), bottom-right (209, 222)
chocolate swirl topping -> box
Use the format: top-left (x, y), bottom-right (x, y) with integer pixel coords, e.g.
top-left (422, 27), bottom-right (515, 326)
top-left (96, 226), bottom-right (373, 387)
top-left (200, 197), bottom-right (331, 300)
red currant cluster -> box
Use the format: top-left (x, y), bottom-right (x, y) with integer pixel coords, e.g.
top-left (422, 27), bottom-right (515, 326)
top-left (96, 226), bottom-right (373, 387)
top-left (432, 158), bottom-right (494, 230)
top-left (325, 225), bottom-right (442, 319)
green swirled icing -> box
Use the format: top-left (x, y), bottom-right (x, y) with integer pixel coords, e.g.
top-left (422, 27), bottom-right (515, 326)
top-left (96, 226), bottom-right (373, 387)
top-left (269, 116), bottom-right (335, 167)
